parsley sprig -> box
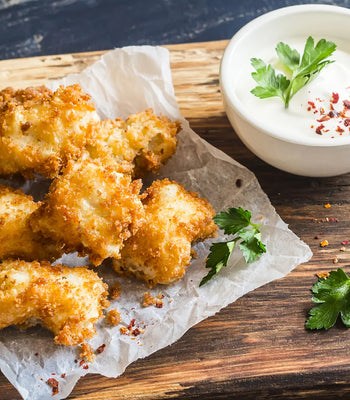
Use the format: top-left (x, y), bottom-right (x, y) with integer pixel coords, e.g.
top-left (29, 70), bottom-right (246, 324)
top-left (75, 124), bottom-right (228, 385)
top-left (199, 207), bottom-right (266, 286)
top-left (306, 268), bottom-right (350, 330)
top-left (251, 36), bottom-right (336, 108)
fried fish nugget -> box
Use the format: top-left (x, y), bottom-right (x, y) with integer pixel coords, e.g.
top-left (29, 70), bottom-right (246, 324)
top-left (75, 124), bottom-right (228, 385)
top-left (113, 179), bottom-right (217, 286)
top-left (86, 109), bottom-right (180, 176)
top-left (0, 185), bottom-right (62, 261)
top-left (0, 84), bottom-right (99, 178)
top-left (0, 260), bottom-right (109, 345)
top-left (30, 156), bottom-right (145, 266)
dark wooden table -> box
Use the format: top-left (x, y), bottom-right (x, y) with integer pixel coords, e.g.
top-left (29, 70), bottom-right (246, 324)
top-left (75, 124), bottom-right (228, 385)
top-left (1, 1), bottom-right (350, 398)
top-left (0, 39), bottom-right (350, 400)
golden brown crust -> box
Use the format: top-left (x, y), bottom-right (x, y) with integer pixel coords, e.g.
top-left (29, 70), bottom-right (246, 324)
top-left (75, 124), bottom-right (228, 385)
top-left (0, 259), bottom-right (109, 346)
top-left (113, 179), bottom-right (217, 286)
top-left (86, 109), bottom-right (180, 177)
top-left (0, 84), bottom-right (99, 178)
top-left (0, 184), bottom-right (63, 261)
top-left (30, 156), bottom-right (145, 265)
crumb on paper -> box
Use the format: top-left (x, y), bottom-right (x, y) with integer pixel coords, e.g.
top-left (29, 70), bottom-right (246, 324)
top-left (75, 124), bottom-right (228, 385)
top-left (109, 282), bottom-right (122, 300)
top-left (79, 343), bottom-right (95, 362)
top-left (120, 326), bottom-right (128, 335)
top-left (106, 309), bottom-right (122, 326)
top-left (142, 291), bottom-right (164, 308)
top-left (46, 378), bottom-right (59, 396)
top-left (143, 292), bottom-right (157, 307)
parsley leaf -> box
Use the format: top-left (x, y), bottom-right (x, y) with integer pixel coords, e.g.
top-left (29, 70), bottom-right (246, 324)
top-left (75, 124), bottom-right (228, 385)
top-left (251, 36), bottom-right (336, 108)
top-left (305, 268), bottom-right (350, 330)
top-left (199, 207), bottom-right (266, 286)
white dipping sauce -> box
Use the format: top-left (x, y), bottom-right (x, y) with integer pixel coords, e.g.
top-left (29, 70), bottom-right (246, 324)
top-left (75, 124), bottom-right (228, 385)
top-left (235, 37), bottom-right (350, 145)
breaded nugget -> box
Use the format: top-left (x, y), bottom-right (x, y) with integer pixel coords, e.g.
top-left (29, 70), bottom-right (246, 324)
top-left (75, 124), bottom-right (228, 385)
top-left (0, 260), bottom-right (109, 346)
top-left (113, 179), bottom-right (217, 286)
top-left (86, 109), bottom-right (180, 176)
top-left (0, 185), bottom-right (62, 261)
top-left (0, 84), bottom-right (99, 178)
top-left (30, 156), bottom-right (145, 266)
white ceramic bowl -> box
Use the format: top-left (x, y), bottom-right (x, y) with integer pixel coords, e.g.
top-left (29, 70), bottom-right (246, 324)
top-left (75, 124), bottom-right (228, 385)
top-left (220, 4), bottom-right (350, 177)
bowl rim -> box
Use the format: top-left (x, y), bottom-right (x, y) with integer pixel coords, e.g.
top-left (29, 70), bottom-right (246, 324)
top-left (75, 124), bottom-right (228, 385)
top-left (220, 3), bottom-right (350, 148)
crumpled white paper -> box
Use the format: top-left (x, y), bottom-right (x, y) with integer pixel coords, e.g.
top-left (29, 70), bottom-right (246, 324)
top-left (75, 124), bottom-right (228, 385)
top-left (0, 46), bottom-right (312, 400)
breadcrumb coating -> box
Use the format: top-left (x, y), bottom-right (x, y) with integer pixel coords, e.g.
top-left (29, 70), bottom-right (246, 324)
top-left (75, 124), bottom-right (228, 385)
top-left (86, 109), bottom-right (180, 176)
top-left (30, 156), bottom-right (145, 266)
top-left (0, 185), bottom-right (63, 261)
top-left (0, 260), bottom-right (109, 346)
top-left (113, 179), bottom-right (217, 286)
top-left (0, 84), bottom-right (99, 178)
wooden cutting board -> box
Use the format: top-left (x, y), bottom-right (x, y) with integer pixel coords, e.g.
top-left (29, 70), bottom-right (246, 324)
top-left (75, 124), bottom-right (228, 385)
top-left (1, 40), bottom-right (350, 400)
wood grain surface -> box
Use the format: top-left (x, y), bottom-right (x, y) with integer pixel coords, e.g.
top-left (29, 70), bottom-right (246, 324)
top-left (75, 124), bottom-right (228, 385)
top-left (1, 40), bottom-right (350, 400)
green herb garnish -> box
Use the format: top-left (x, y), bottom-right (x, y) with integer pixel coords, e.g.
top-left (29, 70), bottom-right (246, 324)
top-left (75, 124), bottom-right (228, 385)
top-left (251, 36), bottom-right (336, 108)
top-left (199, 207), bottom-right (266, 286)
top-left (306, 268), bottom-right (350, 330)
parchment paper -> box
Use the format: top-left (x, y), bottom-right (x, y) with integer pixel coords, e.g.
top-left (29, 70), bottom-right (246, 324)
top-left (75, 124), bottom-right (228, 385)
top-left (0, 46), bottom-right (312, 400)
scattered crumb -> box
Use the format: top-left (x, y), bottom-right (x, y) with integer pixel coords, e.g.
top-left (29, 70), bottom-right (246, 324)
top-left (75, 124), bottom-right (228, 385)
top-left (106, 309), bottom-right (122, 326)
top-left (324, 203), bottom-right (331, 208)
top-left (320, 240), bottom-right (329, 247)
top-left (46, 378), bottom-right (59, 396)
top-left (341, 247), bottom-right (346, 252)
top-left (143, 292), bottom-right (157, 307)
top-left (191, 248), bottom-right (198, 259)
top-left (109, 282), bottom-right (122, 300)
top-left (79, 343), bottom-right (95, 362)
top-left (333, 257), bottom-right (339, 264)
top-left (143, 291), bottom-right (164, 308)
top-left (95, 344), bottom-right (106, 354)
top-left (61, 373), bottom-right (66, 379)
top-left (317, 272), bottom-right (330, 279)
top-left (120, 326), bottom-right (128, 335)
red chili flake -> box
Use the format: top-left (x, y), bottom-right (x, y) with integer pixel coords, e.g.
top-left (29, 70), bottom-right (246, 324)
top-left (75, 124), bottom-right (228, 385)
top-left (344, 119), bottom-right (350, 127)
top-left (96, 344), bottom-right (106, 354)
top-left (307, 106), bottom-right (312, 111)
top-left (61, 373), bottom-right (66, 379)
top-left (344, 100), bottom-right (350, 109)
top-left (317, 115), bottom-right (330, 122)
top-left (336, 126), bottom-right (344, 133)
top-left (316, 124), bottom-right (324, 135)
top-left (342, 240), bottom-right (349, 245)
top-left (128, 319), bottom-right (136, 330)
top-left (79, 360), bottom-right (85, 367)
top-left (51, 373), bottom-right (56, 376)
top-left (133, 328), bottom-right (141, 336)
top-left (308, 101), bottom-right (316, 109)
top-left (83, 365), bottom-right (89, 370)
top-left (155, 302), bottom-right (163, 308)
top-left (74, 359), bottom-right (78, 364)
top-left (46, 378), bottom-right (59, 396)
top-left (332, 92), bottom-right (339, 104)
top-left (35, 353), bottom-right (39, 356)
